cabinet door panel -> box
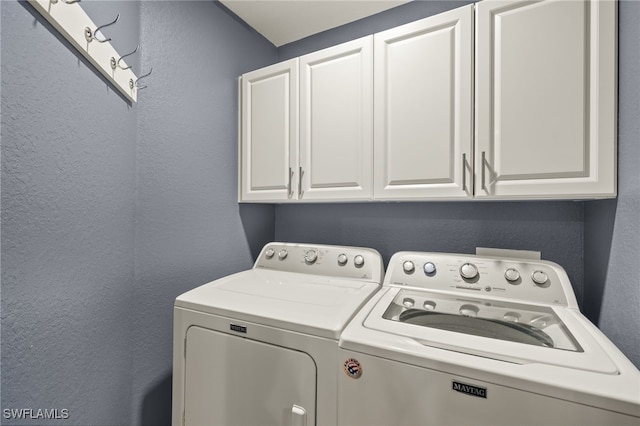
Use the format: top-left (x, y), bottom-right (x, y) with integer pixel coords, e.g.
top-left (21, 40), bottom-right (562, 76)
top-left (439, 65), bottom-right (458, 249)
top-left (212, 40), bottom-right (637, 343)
top-left (299, 36), bottom-right (373, 200)
top-left (374, 5), bottom-right (473, 199)
top-left (240, 59), bottom-right (298, 201)
top-left (475, 0), bottom-right (616, 199)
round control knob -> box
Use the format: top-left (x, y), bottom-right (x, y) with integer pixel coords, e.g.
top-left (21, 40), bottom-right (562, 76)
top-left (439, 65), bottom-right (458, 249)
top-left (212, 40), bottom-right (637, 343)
top-left (504, 268), bottom-right (520, 283)
top-left (278, 249), bottom-right (288, 260)
top-left (532, 270), bottom-right (549, 286)
top-left (403, 261), bottom-right (415, 274)
top-left (459, 263), bottom-right (478, 280)
top-left (353, 255), bottom-right (365, 268)
top-left (304, 250), bottom-right (318, 264)
top-left (423, 262), bottom-right (436, 275)
top-left (265, 248), bottom-right (275, 259)
top-left (337, 253), bottom-right (348, 266)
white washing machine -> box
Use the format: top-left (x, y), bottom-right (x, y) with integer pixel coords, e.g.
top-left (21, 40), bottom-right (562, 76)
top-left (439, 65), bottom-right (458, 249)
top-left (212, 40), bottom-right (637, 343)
top-left (172, 242), bottom-right (384, 426)
top-left (338, 249), bottom-right (640, 425)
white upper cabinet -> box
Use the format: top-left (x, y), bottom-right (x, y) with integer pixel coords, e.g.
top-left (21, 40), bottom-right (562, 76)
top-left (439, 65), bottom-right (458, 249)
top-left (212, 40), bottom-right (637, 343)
top-left (374, 5), bottom-right (474, 200)
top-left (475, 0), bottom-right (617, 199)
top-left (299, 36), bottom-right (373, 201)
top-left (238, 0), bottom-right (617, 203)
top-left (240, 59), bottom-right (298, 202)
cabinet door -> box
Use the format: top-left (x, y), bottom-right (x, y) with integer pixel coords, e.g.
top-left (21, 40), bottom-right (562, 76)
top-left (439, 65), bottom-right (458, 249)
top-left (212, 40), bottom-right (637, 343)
top-left (373, 5), bottom-right (473, 200)
top-left (240, 59), bottom-right (298, 202)
top-left (184, 326), bottom-right (316, 426)
top-left (299, 36), bottom-right (373, 201)
top-left (475, 0), bottom-right (617, 199)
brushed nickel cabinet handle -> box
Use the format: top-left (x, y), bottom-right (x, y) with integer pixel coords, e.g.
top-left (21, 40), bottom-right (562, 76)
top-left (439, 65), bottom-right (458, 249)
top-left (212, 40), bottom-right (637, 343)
top-left (298, 167), bottom-right (304, 198)
top-left (462, 153), bottom-right (467, 192)
top-left (288, 167), bottom-right (293, 198)
top-left (481, 151), bottom-right (487, 191)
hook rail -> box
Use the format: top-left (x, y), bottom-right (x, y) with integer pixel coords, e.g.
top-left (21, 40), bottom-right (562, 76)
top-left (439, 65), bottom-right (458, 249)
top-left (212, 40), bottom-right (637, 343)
top-left (29, 0), bottom-right (140, 102)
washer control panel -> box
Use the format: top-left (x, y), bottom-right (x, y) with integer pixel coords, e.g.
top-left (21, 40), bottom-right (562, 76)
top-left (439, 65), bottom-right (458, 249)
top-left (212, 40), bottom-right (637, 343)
top-left (255, 242), bottom-right (384, 283)
top-left (385, 251), bottom-right (574, 307)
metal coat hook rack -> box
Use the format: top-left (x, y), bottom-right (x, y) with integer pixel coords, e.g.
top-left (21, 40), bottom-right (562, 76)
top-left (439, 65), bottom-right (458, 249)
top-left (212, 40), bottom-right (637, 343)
top-left (28, 0), bottom-right (150, 103)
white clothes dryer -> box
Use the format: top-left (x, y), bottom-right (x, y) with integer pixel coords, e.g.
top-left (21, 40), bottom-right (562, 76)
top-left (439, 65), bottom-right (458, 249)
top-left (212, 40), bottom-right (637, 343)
top-left (172, 242), bottom-right (384, 426)
top-left (338, 250), bottom-right (640, 426)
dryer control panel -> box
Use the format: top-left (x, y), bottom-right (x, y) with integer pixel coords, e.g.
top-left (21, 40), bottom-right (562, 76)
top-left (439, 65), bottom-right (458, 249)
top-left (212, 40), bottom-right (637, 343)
top-left (386, 252), bottom-right (576, 307)
top-left (254, 242), bottom-right (384, 283)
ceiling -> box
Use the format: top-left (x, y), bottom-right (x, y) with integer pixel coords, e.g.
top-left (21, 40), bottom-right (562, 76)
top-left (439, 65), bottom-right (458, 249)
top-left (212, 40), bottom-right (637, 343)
top-left (220, 0), bottom-right (412, 47)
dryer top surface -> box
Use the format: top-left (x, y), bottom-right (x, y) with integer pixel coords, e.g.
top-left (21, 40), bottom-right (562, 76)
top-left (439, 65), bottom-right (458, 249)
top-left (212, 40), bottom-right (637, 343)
top-left (176, 268), bottom-right (380, 339)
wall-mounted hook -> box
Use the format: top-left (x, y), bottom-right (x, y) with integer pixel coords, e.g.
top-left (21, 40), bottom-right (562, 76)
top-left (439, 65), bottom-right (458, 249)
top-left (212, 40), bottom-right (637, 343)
top-left (135, 68), bottom-right (152, 90)
top-left (84, 13), bottom-right (119, 43)
top-left (117, 45), bottom-right (139, 70)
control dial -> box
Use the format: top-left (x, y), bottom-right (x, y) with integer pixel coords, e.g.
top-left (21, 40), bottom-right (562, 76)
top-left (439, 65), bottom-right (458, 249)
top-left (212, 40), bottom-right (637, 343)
top-left (504, 268), bottom-right (520, 283)
top-left (402, 261), bottom-right (415, 274)
top-left (459, 263), bottom-right (478, 280)
top-left (532, 270), bottom-right (549, 286)
top-left (278, 249), bottom-right (288, 260)
top-left (304, 250), bottom-right (318, 264)
top-left (354, 255), bottom-right (365, 268)
top-left (337, 253), bottom-right (348, 266)
top-left (265, 248), bottom-right (275, 259)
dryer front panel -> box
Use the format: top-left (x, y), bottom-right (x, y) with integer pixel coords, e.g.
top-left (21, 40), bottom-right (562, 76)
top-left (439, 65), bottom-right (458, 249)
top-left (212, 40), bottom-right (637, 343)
top-left (184, 326), bottom-right (316, 426)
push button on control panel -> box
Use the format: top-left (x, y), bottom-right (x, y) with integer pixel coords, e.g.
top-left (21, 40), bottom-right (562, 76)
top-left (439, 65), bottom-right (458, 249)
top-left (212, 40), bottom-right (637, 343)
top-left (278, 249), bottom-right (288, 260)
top-left (504, 268), bottom-right (520, 283)
top-left (337, 253), bottom-right (348, 266)
top-left (403, 261), bottom-right (415, 274)
top-left (354, 255), bottom-right (365, 268)
top-left (423, 262), bottom-right (436, 275)
top-left (265, 248), bottom-right (275, 259)
top-left (532, 270), bottom-right (549, 286)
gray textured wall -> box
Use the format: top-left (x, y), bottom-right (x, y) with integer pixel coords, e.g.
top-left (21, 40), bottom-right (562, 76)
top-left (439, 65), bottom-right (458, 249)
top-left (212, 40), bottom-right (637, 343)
top-left (275, 0), bottom-right (640, 368)
top-left (584, 0), bottom-right (640, 368)
top-left (133, 2), bottom-right (275, 424)
top-left (1, 1), bottom-right (276, 425)
top-left (275, 202), bottom-right (584, 296)
top-left (1, 2), bottom-right (140, 424)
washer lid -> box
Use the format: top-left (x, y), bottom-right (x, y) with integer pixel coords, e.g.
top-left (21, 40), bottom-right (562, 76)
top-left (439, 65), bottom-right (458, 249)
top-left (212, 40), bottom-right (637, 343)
top-left (175, 269), bottom-right (381, 339)
top-left (363, 287), bottom-right (619, 374)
